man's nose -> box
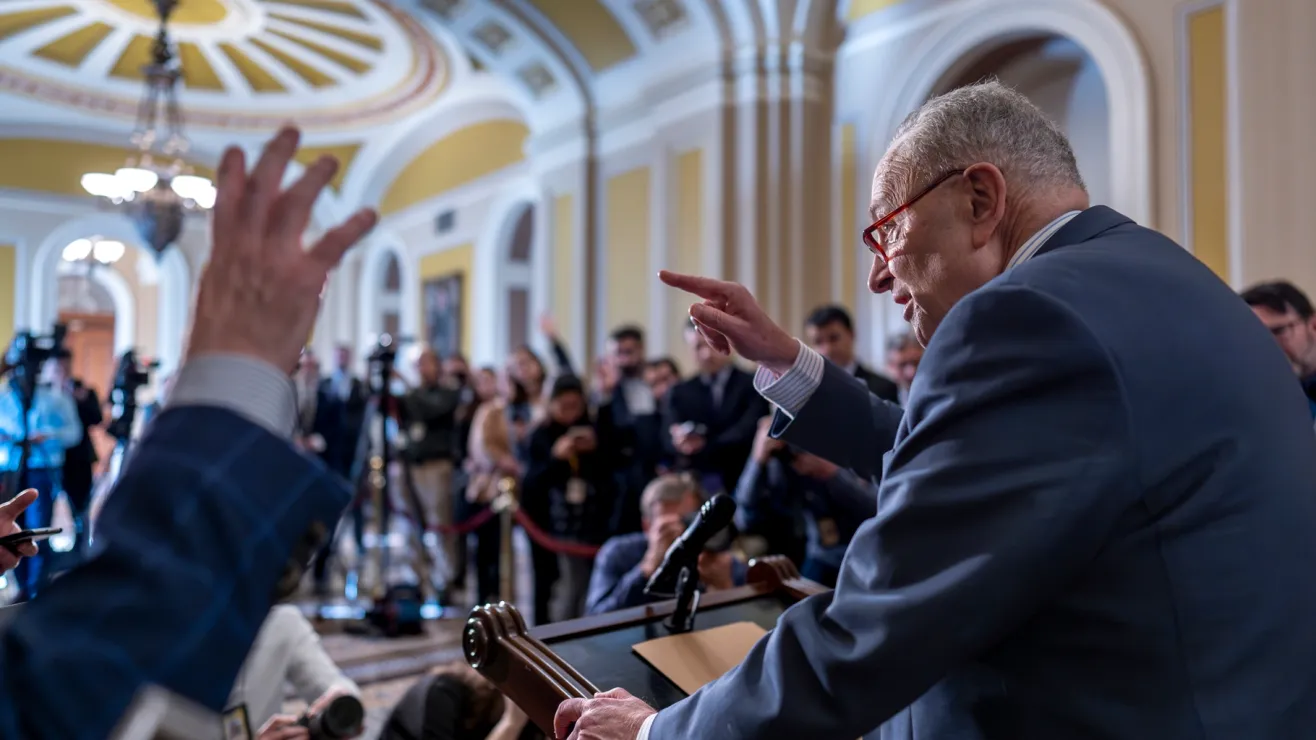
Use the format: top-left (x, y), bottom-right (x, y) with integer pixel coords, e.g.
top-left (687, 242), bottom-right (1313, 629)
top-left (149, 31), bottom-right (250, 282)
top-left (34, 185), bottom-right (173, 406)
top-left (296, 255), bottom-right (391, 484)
top-left (868, 257), bottom-right (893, 294)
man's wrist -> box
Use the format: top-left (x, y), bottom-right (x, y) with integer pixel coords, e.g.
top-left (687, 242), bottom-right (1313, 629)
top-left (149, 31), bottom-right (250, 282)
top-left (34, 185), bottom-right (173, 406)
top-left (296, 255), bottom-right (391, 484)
top-left (760, 338), bottom-right (804, 377)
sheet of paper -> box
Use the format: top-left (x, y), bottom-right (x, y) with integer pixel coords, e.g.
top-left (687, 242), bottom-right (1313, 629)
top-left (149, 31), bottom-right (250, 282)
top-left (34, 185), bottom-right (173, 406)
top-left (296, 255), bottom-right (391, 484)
top-left (632, 621), bottom-right (768, 694)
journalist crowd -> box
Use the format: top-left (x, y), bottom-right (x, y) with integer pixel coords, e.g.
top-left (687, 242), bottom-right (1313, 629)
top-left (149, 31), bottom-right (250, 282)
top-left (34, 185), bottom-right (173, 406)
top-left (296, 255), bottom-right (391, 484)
top-left (0, 83), bottom-right (1314, 740)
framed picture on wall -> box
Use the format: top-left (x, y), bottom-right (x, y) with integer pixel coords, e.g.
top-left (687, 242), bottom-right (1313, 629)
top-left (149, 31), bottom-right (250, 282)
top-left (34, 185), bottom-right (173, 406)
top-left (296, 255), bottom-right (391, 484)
top-left (423, 273), bottom-right (462, 358)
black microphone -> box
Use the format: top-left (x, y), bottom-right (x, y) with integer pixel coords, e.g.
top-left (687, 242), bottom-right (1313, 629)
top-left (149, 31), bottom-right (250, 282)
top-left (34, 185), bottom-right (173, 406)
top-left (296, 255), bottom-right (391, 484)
top-left (644, 493), bottom-right (737, 596)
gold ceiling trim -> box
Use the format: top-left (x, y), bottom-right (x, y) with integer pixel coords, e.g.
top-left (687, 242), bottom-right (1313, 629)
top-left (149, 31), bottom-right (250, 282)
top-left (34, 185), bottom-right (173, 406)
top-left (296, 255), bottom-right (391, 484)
top-left (32, 20), bottom-right (113, 67)
top-left (0, 6), bottom-right (77, 44)
top-left (524, 0), bottom-right (637, 72)
top-left (267, 12), bottom-right (383, 51)
top-left (263, 0), bottom-right (367, 21)
top-left (249, 37), bottom-right (336, 87)
top-left (219, 41), bottom-right (287, 92)
top-left (107, 33), bottom-right (153, 81)
top-left (177, 41), bottom-right (225, 91)
top-left (267, 28), bottom-right (371, 74)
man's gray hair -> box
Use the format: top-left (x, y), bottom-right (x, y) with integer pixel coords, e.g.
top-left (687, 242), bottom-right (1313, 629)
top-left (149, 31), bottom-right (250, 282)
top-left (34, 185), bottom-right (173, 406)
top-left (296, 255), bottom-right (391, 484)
top-left (878, 79), bottom-right (1084, 207)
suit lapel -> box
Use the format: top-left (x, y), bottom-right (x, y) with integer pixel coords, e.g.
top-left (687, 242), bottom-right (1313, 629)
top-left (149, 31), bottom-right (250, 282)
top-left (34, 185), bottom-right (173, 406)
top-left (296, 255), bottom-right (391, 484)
top-left (1034, 205), bottom-right (1132, 259)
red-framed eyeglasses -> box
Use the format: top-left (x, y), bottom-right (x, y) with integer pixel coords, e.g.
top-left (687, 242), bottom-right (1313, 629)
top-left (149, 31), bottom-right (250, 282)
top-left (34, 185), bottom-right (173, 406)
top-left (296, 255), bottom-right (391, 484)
top-left (862, 169), bottom-right (965, 265)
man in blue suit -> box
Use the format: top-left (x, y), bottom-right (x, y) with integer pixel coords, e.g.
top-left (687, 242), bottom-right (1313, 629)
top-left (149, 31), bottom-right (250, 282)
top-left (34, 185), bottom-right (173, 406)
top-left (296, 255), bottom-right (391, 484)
top-left (0, 125), bottom-right (379, 739)
top-left (555, 81), bottom-right (1316, 739)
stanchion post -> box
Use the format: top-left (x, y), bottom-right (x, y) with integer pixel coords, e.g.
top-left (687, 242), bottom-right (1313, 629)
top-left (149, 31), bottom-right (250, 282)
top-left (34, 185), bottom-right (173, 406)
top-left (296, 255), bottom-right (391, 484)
top-left (494, 477), bottom-right (518, 604)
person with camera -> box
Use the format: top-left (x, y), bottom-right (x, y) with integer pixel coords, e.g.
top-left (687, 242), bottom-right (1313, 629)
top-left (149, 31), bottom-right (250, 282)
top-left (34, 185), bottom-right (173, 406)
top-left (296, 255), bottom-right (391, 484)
top-left (584, 474), bottom-right (744, 615)
top-left (0, 352), bottom-right (82, 600)
top-left (397, 348), bottom-right (462, 593)
top-left (734, 417), bottom-right (875, 588)
top-left (661, 320), bottom-right (766, 497)
top-left (50, 350), bottom-right (102, 556)
top-left (522, 375), bottom-right (616, 621)
top-left (229, 604), bottom-right (362, 740)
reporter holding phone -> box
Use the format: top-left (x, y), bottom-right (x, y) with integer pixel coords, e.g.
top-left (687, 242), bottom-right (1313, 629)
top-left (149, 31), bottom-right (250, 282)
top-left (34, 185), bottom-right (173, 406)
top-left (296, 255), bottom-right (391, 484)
top-left (0, 358), bottom-right (82, 600)
top-left (0, 490), bottom-right (40, 573)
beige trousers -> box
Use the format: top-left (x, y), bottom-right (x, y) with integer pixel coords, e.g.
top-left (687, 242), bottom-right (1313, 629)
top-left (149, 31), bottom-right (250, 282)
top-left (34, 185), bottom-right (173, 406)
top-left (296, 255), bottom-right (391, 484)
top-left (409, 459), bottom-right (457, 582)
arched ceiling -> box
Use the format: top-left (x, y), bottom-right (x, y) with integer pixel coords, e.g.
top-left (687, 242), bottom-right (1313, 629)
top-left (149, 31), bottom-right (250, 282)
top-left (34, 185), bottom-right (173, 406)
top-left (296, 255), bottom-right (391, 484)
top-left (0, 0), bottom-right (449, 129)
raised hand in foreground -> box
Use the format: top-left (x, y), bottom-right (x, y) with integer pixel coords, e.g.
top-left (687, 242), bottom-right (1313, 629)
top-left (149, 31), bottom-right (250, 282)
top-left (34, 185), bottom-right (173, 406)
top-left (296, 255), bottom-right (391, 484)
top-left (657, 271), bottom-right (799, 375)
top-left (188, 126), bottom-right (378, 373)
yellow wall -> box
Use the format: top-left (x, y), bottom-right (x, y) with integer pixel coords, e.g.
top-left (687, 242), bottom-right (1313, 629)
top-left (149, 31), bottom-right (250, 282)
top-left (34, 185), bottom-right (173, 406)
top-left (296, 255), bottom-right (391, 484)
top-left (418, 244), bottom-right (474, 358)
top-left (380, 120), bottom-right (529, 217)
top-left (551, 194), bottom-right (576, 350)
top-left (1187, 5), bottom-right (1229, 283)
top-left (604, 167), bottom-right (651, 332)
top-left (838, 124), bottom-right (858, 312)
top-left (0, 245), bottom-right (14, 341)
top-left (524, 0), bottom-right (635, 72)
top-left (670, 149), bottom-right (703, 354)
top-left (847, 0), bottom-right (903, 22)
top-left (0, 139), bottom-right (213, 198)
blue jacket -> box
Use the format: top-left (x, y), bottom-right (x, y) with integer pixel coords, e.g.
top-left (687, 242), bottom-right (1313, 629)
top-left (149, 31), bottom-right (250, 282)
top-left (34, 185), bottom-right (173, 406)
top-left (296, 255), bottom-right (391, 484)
top-left (648, 206), bottom-right (1316, 739)
top-left (0, 383), bottom-right (81, 471)
top-left (0, 406), bottom-right (349, 739)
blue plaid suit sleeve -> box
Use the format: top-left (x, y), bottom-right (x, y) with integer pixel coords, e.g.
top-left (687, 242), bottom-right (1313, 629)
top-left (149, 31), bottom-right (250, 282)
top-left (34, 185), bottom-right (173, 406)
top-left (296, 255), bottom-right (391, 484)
top-left (0, 405), bottom-right (351, 740)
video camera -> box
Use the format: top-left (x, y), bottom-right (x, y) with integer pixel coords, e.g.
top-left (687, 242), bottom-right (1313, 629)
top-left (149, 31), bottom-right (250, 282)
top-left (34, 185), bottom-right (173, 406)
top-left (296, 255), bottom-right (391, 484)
top-left (296, 694), bottom-right (364, 739)
top-left (3, 324), bottom-right (67, 396)
top-left (106, 350), bottom-right (159, 441)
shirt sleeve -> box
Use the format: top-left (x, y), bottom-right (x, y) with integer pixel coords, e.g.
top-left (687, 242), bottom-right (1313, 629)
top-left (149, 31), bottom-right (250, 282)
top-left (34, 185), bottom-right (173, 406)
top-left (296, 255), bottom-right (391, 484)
top-left (638, 713), bottom-right (656, 740)
top-left (166, 355), bottom-right (297, 439)
top-left (752, 341), bottom-right (825, 418)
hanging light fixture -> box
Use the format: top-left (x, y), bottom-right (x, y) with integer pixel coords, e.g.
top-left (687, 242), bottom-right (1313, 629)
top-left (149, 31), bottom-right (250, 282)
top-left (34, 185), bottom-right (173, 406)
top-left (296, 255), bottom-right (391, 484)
top-left (61, 237), bottom-right (127, 267)
top-left (80, 0), bottom-right (215, 258)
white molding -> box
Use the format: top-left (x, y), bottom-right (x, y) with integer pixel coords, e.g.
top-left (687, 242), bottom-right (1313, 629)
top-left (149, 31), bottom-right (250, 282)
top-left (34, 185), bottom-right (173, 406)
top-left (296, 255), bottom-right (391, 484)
top-left (375, 159), bottom-right (533, 235)
top-left (1223, 0), bottom-right (1244, 288)
top-left (357, 237), bottom-right (417, 352)
top-left (471, 177), bottom-right (546, 365)
top-left (648, 145), bottom-right (671, 352)
top-left (56, 262), bottom-right (136, 356)
top-left (28, 213), bottom-right (192, 375)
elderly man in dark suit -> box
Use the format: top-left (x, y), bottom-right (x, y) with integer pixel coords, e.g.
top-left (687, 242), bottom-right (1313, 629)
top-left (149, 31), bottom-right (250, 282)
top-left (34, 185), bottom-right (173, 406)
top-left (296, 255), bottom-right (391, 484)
top-left (556, 81), bottom-right (1316, 739)
top-left (0, 126), bottom-right (377, 739)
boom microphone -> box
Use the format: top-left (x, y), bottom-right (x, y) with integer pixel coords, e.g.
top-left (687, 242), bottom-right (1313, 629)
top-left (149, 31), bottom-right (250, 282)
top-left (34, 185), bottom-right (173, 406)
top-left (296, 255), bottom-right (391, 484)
top-left (643, 493), bottom-right (737, 597)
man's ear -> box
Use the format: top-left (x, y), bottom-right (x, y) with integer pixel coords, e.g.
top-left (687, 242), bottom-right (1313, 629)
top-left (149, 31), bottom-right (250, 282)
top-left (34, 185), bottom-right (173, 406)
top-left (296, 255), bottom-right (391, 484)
top-left (962, 163), bottom-right (1008, 248)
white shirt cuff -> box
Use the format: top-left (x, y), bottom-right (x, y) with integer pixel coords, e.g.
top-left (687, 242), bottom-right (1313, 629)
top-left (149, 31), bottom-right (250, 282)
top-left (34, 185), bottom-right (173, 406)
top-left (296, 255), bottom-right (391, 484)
top-left (167, 354), bottom-right (297, 439)
top-left (752, 340), bottom-right (825, 418)
top-left (638, 712), bottom-right (656, 740)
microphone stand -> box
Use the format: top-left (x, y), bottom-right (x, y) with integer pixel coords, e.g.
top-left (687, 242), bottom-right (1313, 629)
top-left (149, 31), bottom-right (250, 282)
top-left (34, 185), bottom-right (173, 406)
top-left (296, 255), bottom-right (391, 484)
top-left (664, 565), bottom-right (701, 634)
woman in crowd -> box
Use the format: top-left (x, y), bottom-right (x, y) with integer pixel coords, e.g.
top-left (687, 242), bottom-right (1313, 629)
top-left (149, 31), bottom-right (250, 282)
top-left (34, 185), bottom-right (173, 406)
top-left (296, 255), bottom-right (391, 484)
top-left (522, 375), bottom-right (616, 621)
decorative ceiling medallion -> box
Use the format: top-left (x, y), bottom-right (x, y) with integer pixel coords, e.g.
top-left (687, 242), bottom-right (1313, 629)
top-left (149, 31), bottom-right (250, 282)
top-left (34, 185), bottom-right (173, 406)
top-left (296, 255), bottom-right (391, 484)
top-left (472, 21), bottom-right (512, 55)
top-left (0, 0), bottom-right (451, 131)
top-left (420, 0), bottom-right (466, 21)
top-left (634, 0), bottom-right (688, 39)
top-left (517, 62), bottom-right (555, 97)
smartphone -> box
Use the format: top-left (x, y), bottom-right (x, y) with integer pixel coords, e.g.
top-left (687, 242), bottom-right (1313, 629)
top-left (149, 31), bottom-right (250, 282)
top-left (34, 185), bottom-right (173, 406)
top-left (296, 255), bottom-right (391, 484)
top-left (0, 528), bottom-right (61, 549)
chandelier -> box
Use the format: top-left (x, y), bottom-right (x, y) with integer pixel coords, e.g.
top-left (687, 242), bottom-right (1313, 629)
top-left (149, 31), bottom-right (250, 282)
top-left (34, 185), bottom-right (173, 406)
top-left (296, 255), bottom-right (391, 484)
top-left (80, 0), bottom-right (215, 258)
top-left (61, 237), bottom-right (126, 267)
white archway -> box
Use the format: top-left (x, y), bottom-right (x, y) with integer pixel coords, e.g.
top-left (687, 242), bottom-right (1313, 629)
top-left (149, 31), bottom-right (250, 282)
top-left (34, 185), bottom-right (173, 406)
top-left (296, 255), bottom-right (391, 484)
top-left (30, 213), bottom-right (192, 375)
top-left (866, 0), bottom-right (1151, 226)
top-left (55, 262), bottom-right (136, 355)
top-left (356, 236), bottom-right (418, 353)
top-left (472, 176), bottom-right (548, 365)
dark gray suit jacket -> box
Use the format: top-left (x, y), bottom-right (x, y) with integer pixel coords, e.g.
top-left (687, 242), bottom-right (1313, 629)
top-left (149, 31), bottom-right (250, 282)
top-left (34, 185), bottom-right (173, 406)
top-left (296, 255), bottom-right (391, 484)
top-left (647, 207), bottom-right (1316, 739)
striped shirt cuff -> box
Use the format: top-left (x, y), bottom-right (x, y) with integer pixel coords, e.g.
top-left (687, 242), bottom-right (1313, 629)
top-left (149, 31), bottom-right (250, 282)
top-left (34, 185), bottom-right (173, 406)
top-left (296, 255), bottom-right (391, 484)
top-left (753, 340), bottom-right (825, 418)
top-left (167, 354), bottom-right (297, 439)
top-left (638, 712), bottom-right (656, 740)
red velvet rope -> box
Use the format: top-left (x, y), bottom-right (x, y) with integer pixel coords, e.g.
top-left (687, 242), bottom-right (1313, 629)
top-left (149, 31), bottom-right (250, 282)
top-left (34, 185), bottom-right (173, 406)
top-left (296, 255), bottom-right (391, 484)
top-left (510, 509), bottom-right (602, 558)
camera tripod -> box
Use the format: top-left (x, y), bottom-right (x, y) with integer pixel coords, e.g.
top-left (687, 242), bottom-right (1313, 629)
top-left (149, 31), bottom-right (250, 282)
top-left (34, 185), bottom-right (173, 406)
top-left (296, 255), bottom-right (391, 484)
top-left (316, 337), bottom-right (452, 621)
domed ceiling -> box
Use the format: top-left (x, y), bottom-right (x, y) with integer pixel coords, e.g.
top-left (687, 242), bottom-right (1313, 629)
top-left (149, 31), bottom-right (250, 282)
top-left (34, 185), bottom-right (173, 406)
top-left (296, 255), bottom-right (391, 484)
top-left (0, 0), bottom-right (450, 129)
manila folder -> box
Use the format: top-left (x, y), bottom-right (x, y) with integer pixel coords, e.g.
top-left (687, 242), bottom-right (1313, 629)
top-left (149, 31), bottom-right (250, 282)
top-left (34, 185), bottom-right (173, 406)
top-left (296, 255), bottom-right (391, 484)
top-left (632, 621), bottom-right (767, 695)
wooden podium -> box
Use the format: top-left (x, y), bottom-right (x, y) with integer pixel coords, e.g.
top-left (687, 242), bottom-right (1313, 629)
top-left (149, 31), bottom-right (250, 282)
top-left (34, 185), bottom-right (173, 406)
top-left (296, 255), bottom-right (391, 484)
top-left (463, 556), bottom-right (829, 734)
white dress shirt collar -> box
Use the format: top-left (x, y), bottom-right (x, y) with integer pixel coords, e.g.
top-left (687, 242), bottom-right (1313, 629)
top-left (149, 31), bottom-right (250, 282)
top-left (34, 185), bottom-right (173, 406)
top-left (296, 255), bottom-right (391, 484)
top-left (1006, 210), bottom-right (1083, 270)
